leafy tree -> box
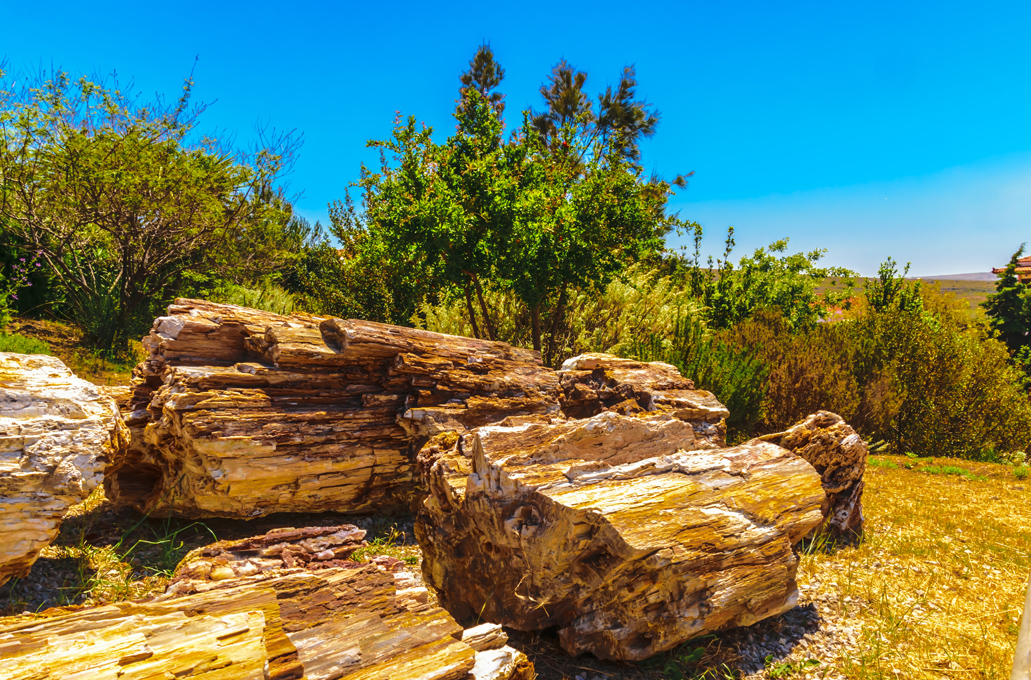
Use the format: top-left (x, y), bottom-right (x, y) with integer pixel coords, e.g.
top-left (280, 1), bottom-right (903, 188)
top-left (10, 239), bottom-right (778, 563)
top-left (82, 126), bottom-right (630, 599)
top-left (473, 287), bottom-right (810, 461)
top-left (983, 245), bottom-right (1031, 354)
top-left (0, 67), bottom-right (299, 350)
top-left (337, 46), bottom-right (685, 364)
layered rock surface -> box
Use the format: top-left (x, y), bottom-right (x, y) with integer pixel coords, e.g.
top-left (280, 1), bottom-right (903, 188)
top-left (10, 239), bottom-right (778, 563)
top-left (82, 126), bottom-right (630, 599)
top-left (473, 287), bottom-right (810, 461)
top-left (0, 525), bottom-right (533, 680)
top-left (416, 411), bottom-right (826, 661)
top-left (755, 411), bottom-right (867, 539)
top-left (106, 299), bottom-right (558, 518)
top-left (0, 352), bottom-right (126, 587)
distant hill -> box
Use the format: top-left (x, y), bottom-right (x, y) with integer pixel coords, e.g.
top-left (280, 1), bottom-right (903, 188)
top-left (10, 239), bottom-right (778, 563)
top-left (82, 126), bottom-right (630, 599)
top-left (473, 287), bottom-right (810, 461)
top-left (917, 272), bottom-right (996, 282)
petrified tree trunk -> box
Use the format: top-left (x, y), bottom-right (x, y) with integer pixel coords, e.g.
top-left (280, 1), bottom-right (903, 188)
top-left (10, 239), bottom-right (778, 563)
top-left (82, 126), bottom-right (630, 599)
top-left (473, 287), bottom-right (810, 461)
top-left (0, 352), bottom-right (127, 587)
top-left (754, 411), bottom-right (867, 539)
top-left (106, 299), bottom-right (557, 518)
top-left (0, 526), bottom-right (534, 680)
top-left (416, 411), bottom-right (826, 661)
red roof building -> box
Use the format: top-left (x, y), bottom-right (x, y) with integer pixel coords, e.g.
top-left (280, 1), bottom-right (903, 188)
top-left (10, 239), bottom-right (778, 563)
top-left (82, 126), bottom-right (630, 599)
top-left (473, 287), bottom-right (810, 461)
top-left (992, 255), bottom-right (1031, 284)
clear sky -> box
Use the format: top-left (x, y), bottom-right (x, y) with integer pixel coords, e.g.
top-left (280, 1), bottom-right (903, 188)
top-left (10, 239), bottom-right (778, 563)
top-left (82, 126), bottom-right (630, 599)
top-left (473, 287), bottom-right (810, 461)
top-left (4, 0), bottom-right (1030, 276)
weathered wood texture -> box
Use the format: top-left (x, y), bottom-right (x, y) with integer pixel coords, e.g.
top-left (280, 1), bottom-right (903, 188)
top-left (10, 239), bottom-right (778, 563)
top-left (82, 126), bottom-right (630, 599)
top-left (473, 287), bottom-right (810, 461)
top-left (0, 526), bottom-right (534, 680)
top-left (558, 353), bottom-right (729, 446)
top-left (755, 411), bottom-right (867, 539)
top-left (106, 299), bottom-right (558, 518)
top-left (0, 352), bottom-right (127, 587)
top-left (415, 411), bottom-right (826, 661)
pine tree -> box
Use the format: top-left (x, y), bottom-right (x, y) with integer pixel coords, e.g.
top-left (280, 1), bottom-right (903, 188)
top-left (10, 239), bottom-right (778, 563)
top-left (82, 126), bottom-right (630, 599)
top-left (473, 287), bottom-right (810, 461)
top-left (983, 245), bottom-right (1031, 353)
top-left (459, 44), bottom-right (505, 115)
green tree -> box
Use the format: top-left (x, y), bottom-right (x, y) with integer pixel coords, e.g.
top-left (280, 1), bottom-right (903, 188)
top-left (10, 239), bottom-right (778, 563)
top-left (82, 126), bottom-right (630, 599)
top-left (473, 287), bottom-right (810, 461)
top-left (0, 67), bottom-right (299, 350)
top-left (338, 46), bottom-right (685, 364)
top-left (983, 245), bottom-right (1031, 354)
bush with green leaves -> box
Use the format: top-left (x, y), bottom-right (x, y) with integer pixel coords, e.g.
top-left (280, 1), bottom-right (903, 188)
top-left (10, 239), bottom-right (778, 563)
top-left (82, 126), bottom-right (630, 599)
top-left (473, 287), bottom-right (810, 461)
top-left (0, 66), bottom-right (301, 353)
top-left (418, 264), bottom-right (703, 366)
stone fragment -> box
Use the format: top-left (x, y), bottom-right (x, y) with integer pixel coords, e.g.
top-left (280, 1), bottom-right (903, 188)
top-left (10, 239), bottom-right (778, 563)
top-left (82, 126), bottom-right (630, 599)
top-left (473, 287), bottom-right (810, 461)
top-left (557, 353), bottom-right (728, 446)
top-left (105, 299), bottom-right (557, 518)
top-left (0, 352), bottom-right (127, 587)
top-left (416, 411), bottom-right (825, 660)
top-left (754, 411), bottom-right (867, 539)
top-left (164, 524), bottom-right (369, 595)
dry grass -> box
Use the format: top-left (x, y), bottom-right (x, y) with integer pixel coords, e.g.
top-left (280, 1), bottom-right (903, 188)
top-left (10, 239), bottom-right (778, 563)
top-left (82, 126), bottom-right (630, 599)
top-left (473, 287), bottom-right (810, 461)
top-left (6, 317), bottom-right (141, 385)
top-left (798, 454), bottom-right (1030, 679)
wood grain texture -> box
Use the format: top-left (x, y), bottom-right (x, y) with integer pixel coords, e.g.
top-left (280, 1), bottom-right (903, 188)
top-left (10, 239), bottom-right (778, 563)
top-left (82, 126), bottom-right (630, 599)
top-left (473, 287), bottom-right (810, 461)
top-left (0, 352), bottom-right (127, 587)
top-left (416, 411), bottom-right (826, 661)
top-left (106, 299), bottom-right (557, 518)
top-left (0, 526), bottom-right (534, 680)
top-left (754, 411), bottom-right (867, 539)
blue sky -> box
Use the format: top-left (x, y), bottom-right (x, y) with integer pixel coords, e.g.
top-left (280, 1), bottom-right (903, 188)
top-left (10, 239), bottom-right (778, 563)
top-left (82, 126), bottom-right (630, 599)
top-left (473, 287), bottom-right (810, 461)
top-left (4, 0), bottom-right (1030, 276)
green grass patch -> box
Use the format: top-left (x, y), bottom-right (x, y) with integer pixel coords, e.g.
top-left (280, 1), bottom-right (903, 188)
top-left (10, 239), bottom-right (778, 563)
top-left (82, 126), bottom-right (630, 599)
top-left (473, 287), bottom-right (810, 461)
top-left (0, 332), bottom-right (51, 355)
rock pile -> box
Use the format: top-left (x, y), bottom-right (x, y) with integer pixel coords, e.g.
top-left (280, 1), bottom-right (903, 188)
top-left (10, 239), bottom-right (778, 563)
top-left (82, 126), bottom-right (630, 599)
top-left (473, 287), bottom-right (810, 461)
top-left (0, 352), bottom-right (126, 587)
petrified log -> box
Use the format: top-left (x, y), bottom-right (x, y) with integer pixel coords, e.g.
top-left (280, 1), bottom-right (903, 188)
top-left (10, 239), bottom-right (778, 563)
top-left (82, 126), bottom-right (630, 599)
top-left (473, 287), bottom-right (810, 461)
top-left (106, 299), bottom-right (557, 518)
top-left (416, 411), bottom-right (825, 661)
top-left (160, 525), bottom-right (532, 680)
top-left (557, 353), bottom-right (728, 446)
top-left (0, 352), bottom-right (127, 587)
top-left (0, 584), bottom-right (300, 680)
top-left (0, 524), bottom-right (534, 680)
top-left (754, 411), bottom-right (867, 539)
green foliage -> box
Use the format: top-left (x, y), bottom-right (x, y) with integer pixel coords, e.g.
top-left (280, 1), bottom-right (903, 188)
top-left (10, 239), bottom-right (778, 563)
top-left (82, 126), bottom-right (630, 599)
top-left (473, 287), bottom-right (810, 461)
top-left (210, 282), bottom-right (297, 316)
top-left (722, 310), bottom-right (860, 434)
top-left (1014, 464), bottom-right (1029, 480)
top-left (0, 66), bottom-right (300, 352)
top-left (334, 46), bottom-right (684, 364)
top-left (982, 244), bottom-right (1031, 362)
top-left (843, 265), bottom-right (1031, 459)
top-left (0, 332), bottom-right (51, 354)
top-left (765, 656), bottom-right (820, 678)
top-left (677, 224), bottom-right (856, 330)
top-left (417, 264), bottom-right (704, 365)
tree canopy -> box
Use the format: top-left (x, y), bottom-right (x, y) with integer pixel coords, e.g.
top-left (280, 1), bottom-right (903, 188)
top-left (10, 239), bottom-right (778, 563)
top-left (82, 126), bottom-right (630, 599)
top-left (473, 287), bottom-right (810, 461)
top-left (0, 67), bottom-right (300, 350)
top-left (334, 45), bottom-right (687, 364)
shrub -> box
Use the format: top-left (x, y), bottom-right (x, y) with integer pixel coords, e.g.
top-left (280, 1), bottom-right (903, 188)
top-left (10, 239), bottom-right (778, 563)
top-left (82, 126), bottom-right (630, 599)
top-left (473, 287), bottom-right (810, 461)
top-left (210, 283), bottom-right (298, 317)
top-left (418, 265), bottom-right (705, 368)
top-left (722, 310), bottom-right (860, 434)
top-left (841, 266), bottom-right (1031, 459)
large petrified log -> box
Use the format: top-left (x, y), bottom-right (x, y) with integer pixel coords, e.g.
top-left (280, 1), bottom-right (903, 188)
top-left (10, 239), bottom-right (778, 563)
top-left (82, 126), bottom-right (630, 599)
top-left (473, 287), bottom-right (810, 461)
top-left (416, 411), bottom-right (826, 661)
top-left (106, 299), bottom-right (558, 518)
top-left (0, 352), bottom-right (127, 587)
top-left (0, 525), bottom-right (534, 680)
top-left (754, 411), bottom-right (867, 539)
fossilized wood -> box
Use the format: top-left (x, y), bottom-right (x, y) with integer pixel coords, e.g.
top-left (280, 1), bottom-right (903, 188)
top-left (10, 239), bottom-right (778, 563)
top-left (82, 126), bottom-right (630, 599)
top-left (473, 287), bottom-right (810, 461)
top-left (0, 523), bottom-right (535, 680)
top-left (557, 353), bottom-right (729, 446)
top-left (165, 524), bottom-right (368, 590)
top-left (0, 353), bottom-right (127, 587)
top-left (160, 526), bottom-right (530, 680)
top-left (0, 584), bottom-right (301, 680)
top-left (755, 411), bottom-right (867, 539)
top-left (107, 299), bottom-right (557, 518)
top-left (416, 411), bottom-right (825, 661)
